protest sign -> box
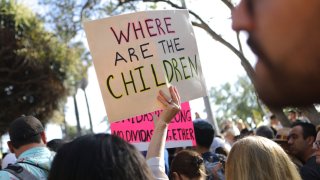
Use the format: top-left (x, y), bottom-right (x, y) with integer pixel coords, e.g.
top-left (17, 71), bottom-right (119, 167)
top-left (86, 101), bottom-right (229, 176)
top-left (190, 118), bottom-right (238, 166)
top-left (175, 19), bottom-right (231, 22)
top-left (111, 102), bottom-right (196, 151)
top-left (84, 10), bottom-right (207, 122)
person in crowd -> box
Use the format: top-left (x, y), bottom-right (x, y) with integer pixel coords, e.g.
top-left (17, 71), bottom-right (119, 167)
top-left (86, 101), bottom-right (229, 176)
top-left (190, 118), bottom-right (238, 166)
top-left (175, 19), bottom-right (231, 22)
top-left (147, 86), bottom-right (222, 180)
top-left (226, 136), bottom-right (301, 180)
top-left (46, 139), bottom-right (65, 152)
top-left (48, 133), bottom-right (154, 180)
top-left (146, 86), bottom-right (181, 179)
top-left (48, 86), bottom-right (180, 180)
top-left (255, 125), bottom-right (274, 139)
top-left (238, 128), bottom-right (254, 140)
top-left (193, 120), bottom-right (226, 180)
top-left (273, 127), bottom-right (303, 169)
top-left (169, 150), bottom-right (206, 180)
top-left (313, 129), bottom-right (320, 164)
top-left (269, 114), bottom-right (282, 131)
top-left (0, 116), bottom-right (54, 179)
top-left (210, 136), bottom-right (230, 156)
top-left (288, 121), bottom-right (320, 179)
top-left (231, 0), bottom-right (320, 107)
top-left (288, 110), bottom-right (298, 123)
top-left (235, 119), bottom-right (246, 132)
top-left (223, 127), bottom-right (238, 147)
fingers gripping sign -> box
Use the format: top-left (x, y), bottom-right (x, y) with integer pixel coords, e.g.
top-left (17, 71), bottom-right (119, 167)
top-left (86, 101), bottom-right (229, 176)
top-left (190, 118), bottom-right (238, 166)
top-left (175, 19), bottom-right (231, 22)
top-left (157, 86), bottom-right (181, 124)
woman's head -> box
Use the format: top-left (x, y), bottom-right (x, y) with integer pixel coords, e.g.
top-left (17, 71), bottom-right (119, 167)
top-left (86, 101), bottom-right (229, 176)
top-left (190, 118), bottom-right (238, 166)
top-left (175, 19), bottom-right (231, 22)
top-left (48, 133), bottom-right (153, 180)
top-left (170, 149), bottom-right (206, 180)
top-left (226, 136), bottom-right (301, 180)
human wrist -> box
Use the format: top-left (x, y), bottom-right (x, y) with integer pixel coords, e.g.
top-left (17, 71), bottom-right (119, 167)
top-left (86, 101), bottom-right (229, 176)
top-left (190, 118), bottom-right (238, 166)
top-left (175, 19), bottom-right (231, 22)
top-left (157, 117), bottom-right (169, 127)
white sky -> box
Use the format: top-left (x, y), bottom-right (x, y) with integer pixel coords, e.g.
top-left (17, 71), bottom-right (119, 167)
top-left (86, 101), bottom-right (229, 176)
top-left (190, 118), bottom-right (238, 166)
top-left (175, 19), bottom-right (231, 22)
top-left (14, 0), bottom-right (256, 142)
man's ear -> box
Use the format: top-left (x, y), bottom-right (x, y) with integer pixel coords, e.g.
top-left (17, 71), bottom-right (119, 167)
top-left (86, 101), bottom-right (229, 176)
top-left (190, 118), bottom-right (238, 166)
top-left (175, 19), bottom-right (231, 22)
top-left (40, 132), bottom-right (47, 144)
top-left (306, 136), bottom-right (315, 146)
top-left (7, 141), bottom-right (14, 153)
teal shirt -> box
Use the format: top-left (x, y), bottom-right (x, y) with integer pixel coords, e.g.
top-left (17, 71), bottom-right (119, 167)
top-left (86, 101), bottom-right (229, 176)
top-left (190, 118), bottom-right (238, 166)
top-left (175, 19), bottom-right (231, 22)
top-left (0, 146), bottom-right (55, 179)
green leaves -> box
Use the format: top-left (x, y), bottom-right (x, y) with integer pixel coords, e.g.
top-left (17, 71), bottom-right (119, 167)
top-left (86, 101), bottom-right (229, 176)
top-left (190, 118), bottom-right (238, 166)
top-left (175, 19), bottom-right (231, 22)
top-left (209, 76), bottom-right (264, 126)
top-left (0, 1), bottom-right (89, 133)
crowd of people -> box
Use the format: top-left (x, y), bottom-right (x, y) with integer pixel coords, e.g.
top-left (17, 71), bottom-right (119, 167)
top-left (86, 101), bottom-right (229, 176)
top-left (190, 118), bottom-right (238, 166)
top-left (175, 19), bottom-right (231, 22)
top-left (0, 86), bottom-right (320, 180)
top-left (1, 0), bottom-right (320, 179)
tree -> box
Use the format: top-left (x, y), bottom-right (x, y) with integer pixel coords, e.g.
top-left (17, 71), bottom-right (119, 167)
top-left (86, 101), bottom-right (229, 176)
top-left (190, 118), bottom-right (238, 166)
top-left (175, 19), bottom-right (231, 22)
top-left (209, 76), bottom-right (265, 127)
top-left (0, 0), bottom-right (88, 134)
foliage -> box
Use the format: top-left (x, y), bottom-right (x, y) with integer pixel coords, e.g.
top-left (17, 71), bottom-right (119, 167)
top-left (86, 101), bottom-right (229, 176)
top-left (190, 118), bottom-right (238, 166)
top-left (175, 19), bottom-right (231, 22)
top-left (209, 76), bottom-right (265, 126)
top-left (0, 0), bottom-right (88, 134)
top-left (64, 124), bottom-right (91, 140)
top-left (38, 0), bottom-right (140, 43)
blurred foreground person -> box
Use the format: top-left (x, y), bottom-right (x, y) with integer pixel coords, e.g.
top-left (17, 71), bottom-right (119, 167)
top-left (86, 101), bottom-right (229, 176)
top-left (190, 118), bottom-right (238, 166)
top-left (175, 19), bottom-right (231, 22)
top-left (232, 0), bottom-right (320, 106)
top-left (226, 136), bottom-right (301, 180)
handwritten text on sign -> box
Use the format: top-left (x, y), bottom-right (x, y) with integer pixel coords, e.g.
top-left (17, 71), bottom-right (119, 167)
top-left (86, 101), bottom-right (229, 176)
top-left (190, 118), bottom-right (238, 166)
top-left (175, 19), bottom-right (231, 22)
top-left (84, 10), bottom-right (207, 122)
top-left (111, 102), bottom-right (196, 151)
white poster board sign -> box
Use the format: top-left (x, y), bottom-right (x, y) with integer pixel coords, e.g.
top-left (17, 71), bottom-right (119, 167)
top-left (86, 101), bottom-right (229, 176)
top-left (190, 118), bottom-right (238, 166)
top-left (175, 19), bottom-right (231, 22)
top-left (84, 10), bottom-right (207, 122)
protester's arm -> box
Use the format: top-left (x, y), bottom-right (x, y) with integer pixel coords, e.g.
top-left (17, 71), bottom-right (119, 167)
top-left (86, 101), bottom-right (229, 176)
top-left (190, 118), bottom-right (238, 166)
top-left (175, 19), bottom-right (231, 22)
top-left (146, 86), bottom-right (180, 179)
top-left (146, 86), bottom-right (181, 160)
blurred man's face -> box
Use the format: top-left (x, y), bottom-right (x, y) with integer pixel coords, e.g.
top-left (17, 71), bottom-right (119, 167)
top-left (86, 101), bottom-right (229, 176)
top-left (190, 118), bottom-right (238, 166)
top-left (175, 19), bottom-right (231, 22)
top-left (232, 0), bottom-right (320, 107)
top-left (288, 126), bottom-right (308, 159)
top-left (287, 112), bottom-right (297, 122)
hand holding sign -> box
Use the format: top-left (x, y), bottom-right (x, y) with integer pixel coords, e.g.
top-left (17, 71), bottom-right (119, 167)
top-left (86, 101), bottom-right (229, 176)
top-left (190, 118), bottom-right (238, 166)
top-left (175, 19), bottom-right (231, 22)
top-left (147, 86), bottom-right (181, 160)
top-left (157, 86), bottom-right (181, 124)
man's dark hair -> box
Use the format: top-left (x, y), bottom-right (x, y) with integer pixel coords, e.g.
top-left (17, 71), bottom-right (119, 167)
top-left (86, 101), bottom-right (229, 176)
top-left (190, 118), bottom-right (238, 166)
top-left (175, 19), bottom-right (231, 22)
top-left (255, 125), bottom-right (274, 139)
top-left (270, 114), bottom-right (276, 120)
top-left (9, 116), bottom-right (44, 149)
top-left (193, 120), bottom-right (214, 149)
top-left (291, 121), bottom-right (316, 139)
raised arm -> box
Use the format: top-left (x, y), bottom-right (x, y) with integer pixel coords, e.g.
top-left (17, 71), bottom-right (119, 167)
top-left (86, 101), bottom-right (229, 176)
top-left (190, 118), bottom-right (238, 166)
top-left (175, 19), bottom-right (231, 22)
top-left (146, 86), bottom-right (181, 179)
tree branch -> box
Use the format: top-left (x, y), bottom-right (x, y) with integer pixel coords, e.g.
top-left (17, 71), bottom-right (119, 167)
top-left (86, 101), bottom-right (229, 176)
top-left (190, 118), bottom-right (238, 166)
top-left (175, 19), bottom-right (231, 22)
top-left (221, 0), bottom-right (234, 10)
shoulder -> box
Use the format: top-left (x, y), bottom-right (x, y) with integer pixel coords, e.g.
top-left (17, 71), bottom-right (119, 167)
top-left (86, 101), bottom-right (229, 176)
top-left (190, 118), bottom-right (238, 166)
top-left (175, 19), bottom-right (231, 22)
top-left (300, 156), bottom-right (320, 179)
top-left (0, 169), bottom-right (19, 180)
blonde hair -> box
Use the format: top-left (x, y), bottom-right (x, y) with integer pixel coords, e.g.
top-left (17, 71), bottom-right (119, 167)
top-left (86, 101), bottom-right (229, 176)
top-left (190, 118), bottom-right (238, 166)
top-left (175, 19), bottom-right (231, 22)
top-left (226, 136), bottom-right (301, 180)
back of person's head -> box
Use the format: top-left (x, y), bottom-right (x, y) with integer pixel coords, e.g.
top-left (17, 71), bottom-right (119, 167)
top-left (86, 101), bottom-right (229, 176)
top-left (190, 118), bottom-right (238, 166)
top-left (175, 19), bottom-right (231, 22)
top-left (8, 116), bottom-right (44, 149)
top-left (193, 120), bottom-right (214, 149)
top-left (291, 121), bottom-right (316, 139)
top-left (255, 125), bottom-right (275, 139)
top-left (47, 139), bottom-right (65, 152)
top-left (215, 147), bottom-right (229, 157)
top-left (170, 149), bottom-right (206, 180)
top-left (48, 133), bottom-right (153, 180)
top-left (226, 136), bottom-right (301, 180)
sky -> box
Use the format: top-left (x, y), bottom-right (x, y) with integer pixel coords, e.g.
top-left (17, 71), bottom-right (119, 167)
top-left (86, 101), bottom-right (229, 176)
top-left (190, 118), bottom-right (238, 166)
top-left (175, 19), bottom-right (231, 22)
top-left (4, 0), bottom-right (256, 145)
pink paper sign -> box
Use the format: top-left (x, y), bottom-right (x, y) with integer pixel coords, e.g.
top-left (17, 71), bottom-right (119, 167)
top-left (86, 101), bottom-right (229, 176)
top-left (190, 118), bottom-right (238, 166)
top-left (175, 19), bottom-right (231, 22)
top-left (111, 102), bottom-right (196, 150)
